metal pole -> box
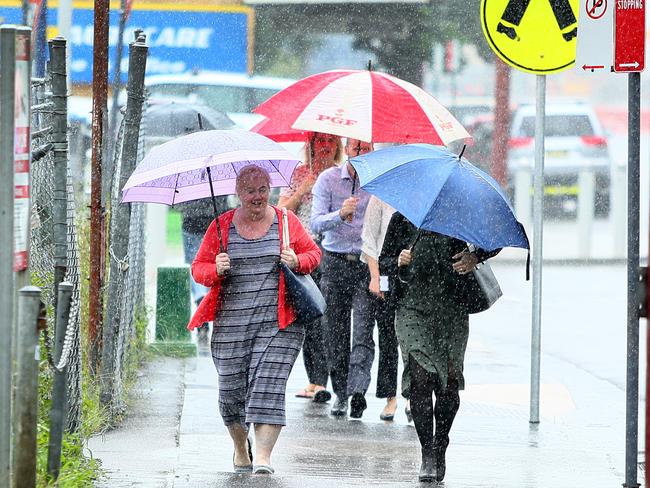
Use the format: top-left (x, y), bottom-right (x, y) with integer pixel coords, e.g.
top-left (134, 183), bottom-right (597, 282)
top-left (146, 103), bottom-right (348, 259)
top-left (56, 0), bottom-right (72, 91)
top-left (0, 24), bottom-right (16, 488)
top-left (33, 0), bottom-right (46, 77)
top-left (529, 74), bottom-right (545, 424)
top-left (46, 282), bottom-right (73, 480)
top-left (624, 71), bottom-right (641, 488)
top-left (48, 37), bottom-right (69, 298)
top-left (88, 0), bottom-right (111, 372)
top-left (12, 286), bottom-right (42, 488)
top-left (106, 0), bottom-right (129, 177)
top-left (101, 35), bottom-right (148, 410)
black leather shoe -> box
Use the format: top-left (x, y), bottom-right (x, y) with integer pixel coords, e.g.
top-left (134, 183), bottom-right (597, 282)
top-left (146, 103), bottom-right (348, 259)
top-left (330, 396), bottom-right (348, 416)
top-left (349, 392), bottom-right (367, 419)
top-left (418, 452), bottom-right (436, 483)
top-left (405, 405), bottom-right (413, 423)
top-left (434, 436), bottom-right (449, 482)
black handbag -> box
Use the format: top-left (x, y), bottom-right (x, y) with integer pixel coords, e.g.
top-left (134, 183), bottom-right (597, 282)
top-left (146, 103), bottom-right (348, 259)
top-left (463, 260), bottom-right (502, 314)
top-left (280, 208), bottom-right (326, 324)
top-left (280, 263), bottom-right (326, 324)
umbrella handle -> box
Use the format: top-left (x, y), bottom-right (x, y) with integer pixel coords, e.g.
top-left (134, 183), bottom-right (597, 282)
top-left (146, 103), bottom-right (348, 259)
top-left (408, 229), bottom-right (423, 251)
top-left (206, 166), bottom-right (224, 254)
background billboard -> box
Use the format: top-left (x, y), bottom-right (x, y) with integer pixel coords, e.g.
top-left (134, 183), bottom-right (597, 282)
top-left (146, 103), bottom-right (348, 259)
top-left (0, 1), bottom-right (252, 83)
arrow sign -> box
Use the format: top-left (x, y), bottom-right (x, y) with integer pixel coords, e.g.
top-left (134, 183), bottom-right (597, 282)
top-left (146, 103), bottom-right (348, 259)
top-left (619, 61), bottom-right (641, 68)
top-left (582, 64), bottom-right (606, 71)
top-left (614, 0), bottom-right (645, 72)
top-left (576, 0), bottom-right (613, 73)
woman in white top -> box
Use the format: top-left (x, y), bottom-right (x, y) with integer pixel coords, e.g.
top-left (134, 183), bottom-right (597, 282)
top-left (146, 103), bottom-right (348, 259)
top-left (361, 195), bottom-right (408, 421)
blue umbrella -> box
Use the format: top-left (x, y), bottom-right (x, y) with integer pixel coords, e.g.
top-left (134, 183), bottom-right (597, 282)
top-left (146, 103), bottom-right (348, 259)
top-left (349, 144), bottom-right (529, 252)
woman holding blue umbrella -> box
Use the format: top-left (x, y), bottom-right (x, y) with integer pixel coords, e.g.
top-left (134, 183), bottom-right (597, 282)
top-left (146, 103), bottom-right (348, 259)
top-left (379, 213), bottom-right (500, 483)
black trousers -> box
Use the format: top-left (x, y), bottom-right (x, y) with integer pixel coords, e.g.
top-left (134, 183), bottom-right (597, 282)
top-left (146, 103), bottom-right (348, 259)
top-left (374, 295), bottom-right (398, 398)
top-left (320, 253), bottom-right (375, 399)
top-left (300, 265), bottom-right (329, 386)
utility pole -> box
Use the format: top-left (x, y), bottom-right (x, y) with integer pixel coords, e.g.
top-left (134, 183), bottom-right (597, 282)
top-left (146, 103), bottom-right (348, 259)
top-left (490, 57), bottom-right (510, 187)
top-left (89, 0), bottom-right (110, 371)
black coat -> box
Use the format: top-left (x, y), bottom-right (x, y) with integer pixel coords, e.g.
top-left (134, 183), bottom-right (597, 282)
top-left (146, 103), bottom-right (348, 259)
top-left (378, 213), bottom-right (500, 312)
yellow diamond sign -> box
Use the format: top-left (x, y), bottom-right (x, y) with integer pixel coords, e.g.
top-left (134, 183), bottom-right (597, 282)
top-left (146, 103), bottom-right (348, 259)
top-left (481, 0), bottom-right (580, 74)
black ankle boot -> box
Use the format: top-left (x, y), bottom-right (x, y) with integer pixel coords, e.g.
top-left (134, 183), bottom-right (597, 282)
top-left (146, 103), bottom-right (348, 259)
top-left (418, 450), bottom-right (436, 483)
top-left (433, 436), bottom-right (449, 482)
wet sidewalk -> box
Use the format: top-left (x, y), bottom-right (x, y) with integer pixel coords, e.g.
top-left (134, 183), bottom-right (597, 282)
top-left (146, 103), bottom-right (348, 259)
top-left (90, 316), bottom-right (638, 487)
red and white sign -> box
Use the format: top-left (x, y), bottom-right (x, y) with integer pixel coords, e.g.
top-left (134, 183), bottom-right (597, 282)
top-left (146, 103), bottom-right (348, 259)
top-left (14, 31), bottom-right (31, 272)
top-left (614, 0), bottom-right (645, 72)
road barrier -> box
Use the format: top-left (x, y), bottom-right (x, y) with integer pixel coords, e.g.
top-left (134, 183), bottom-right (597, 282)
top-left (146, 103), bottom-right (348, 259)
top-left (512, 163), bottom-right (627, 260)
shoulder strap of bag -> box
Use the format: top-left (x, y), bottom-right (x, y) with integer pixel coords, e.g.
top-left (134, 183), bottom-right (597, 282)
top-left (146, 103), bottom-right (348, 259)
top-left (281, 207), bottom-right (290, 251)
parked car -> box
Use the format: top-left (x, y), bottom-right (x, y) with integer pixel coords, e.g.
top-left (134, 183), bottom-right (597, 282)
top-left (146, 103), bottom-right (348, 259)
top-left (508, 101), bottom-right (612, 216)
top-left (143, 70), bottom-right (296, 129)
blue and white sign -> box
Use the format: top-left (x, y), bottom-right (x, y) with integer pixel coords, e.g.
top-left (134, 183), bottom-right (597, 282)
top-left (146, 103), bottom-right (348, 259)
top-left (0, 3), bottom-right (252, 83)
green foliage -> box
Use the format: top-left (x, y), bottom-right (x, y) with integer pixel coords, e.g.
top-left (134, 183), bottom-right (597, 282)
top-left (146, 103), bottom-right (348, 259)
top-left (253, 2), bottom-right (493, 84)
top-left (36, 422), bottom-right (101, 488)
top-left (254, 6), bottom-right (324, 77)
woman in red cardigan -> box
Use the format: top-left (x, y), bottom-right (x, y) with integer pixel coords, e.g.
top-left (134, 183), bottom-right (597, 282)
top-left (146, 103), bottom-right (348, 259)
top-left (189, 165), bottom-right (321, 475)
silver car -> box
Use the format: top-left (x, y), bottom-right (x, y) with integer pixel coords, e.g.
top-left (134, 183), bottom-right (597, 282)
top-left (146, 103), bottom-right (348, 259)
top-left (143, 70), bottom-right (296, 130)
top-left (507, 102), bottom-right (612, 216)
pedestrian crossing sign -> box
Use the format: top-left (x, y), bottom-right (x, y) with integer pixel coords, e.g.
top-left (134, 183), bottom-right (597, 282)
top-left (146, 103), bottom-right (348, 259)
top-left (481, 0), bottom-right (579, 74)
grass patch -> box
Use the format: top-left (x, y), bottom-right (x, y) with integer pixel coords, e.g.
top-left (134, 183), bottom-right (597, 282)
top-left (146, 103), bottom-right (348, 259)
top-left (35, 205), bottom-right (152, 486)
top-left (167, 209), bottom-right (182, 249)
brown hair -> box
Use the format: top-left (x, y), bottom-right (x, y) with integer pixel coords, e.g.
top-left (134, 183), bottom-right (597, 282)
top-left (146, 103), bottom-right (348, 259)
top-left (235, 164), bottom-right (271, 193)
top-left (308, 132), bottom-right (344, 165)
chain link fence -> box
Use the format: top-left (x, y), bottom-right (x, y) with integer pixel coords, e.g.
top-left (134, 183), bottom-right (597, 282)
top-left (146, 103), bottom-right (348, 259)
top-left (30, 75), bottom-right (82, 431)
top-left (27, 35), bottom-right (149, 426)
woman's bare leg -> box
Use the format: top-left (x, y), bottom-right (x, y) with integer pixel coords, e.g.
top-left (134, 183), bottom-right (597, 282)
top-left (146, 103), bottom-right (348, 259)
top-left (254, 424), bottom-right (282, 466)
top-left (227, 424), bottom-right (251, 466)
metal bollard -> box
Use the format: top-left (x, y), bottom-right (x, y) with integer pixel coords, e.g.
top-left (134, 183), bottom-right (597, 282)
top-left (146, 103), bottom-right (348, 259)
top-left (577, 167), bottom-right (595, 258)
top-left (513, 165), bottom-right (532, 229)
top-left (47, 282), bottom-right (73, 480)
top-left (12, 286), bottom-right (42, 488)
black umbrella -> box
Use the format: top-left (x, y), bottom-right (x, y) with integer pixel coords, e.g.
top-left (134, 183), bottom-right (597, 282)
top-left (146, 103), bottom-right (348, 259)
top-left (143, 101), bottom-right (235, 137)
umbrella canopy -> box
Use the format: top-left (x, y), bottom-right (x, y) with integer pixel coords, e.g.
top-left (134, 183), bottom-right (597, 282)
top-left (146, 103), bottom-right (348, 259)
top-left (121, 129), bottom-right (300, 205)
top-left (250, 116), bottom-right (312, 142)
top-left (349, 144), bottom-right (529, 251)
top-left (143, 101), bottom-right (235, 137)
top-left (254, 69), bottom-right (470, 145)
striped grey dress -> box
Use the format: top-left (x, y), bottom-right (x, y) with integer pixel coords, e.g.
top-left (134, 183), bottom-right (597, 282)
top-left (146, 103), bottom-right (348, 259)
top-left (211, 217), bottom-right (305, 427)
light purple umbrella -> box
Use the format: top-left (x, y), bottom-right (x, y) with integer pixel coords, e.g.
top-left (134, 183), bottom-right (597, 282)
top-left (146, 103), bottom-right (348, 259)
top-left (122, 129), bottom-right (300, 251)
top-left (122, 129), bottom-right (300, 206)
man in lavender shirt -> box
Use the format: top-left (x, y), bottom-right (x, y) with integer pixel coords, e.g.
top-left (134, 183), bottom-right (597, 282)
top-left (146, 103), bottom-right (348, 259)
top-left (310, 138), bottom-right (375, 418)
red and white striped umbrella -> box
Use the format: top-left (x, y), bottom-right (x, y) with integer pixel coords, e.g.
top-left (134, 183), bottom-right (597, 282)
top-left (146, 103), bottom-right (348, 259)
top-left (254, 69), bottom-right (470, 145)
top-left (250, 116), bottom-right (312, 142)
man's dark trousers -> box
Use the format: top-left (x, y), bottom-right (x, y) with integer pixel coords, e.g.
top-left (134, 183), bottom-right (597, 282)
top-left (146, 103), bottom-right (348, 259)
top-left (374, 294), bottom-right (398, 398)
top-left (320, 252), bottom-right (375, 399)
top-left (301, 265), bottom-right (329, 386)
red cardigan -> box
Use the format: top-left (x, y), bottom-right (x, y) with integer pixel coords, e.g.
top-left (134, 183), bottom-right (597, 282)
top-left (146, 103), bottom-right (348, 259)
top-left (187, 206), bottom-right (321, 331)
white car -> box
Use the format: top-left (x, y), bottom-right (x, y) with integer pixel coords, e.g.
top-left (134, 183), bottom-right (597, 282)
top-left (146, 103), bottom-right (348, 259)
top-left (507, 101), bottom-right (612, 216)
top-left (143, 70), bottom-right (296, 129)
